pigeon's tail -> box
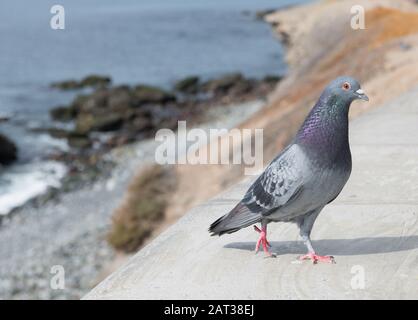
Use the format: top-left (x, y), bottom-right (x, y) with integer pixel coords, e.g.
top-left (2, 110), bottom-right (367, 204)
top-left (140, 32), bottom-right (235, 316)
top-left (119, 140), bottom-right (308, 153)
top-left (209, 202), bottom-right (261, 236)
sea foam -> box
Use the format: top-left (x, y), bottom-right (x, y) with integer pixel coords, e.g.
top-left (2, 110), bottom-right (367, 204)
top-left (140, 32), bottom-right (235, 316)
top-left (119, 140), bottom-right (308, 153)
top-left (0, 161), bottom-right (67, 215)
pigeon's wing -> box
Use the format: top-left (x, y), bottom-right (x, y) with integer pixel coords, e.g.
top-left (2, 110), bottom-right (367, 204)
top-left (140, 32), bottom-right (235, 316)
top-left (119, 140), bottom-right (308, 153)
top-left (209, 144), bottom-right (306, 236)
top-left (242, 144), bottom-right (305, 215)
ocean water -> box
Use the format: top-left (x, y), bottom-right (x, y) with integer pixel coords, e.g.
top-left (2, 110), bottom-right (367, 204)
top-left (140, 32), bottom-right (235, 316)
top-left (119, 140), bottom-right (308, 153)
top-left (0, 0), bottom-right (307, 215)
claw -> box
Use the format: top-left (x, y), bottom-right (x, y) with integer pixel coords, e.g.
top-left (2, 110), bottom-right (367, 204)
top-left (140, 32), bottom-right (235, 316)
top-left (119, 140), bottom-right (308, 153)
top-left (299, 252), bottom-right (335, 264)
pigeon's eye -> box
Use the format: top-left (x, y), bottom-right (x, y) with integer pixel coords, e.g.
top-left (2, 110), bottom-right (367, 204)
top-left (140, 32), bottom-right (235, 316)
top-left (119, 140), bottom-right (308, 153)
top-left (342, 82), bottom-right (351, 91)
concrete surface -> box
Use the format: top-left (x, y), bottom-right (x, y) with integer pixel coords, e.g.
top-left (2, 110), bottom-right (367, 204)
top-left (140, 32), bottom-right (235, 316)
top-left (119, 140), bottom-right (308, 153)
top-left (85, 88), bottom-right (418, 299)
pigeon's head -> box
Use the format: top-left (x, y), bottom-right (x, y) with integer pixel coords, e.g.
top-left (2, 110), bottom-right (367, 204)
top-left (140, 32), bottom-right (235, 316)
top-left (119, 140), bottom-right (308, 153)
top-left (326, 76), bottom-right (369, 103)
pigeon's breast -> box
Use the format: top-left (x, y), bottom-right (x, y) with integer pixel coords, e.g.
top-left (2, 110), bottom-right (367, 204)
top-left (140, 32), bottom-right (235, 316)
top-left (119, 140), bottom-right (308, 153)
top-left (306, 163), bottom-right (351, 203)
top-left (267, 147), bottom-right (351, 222)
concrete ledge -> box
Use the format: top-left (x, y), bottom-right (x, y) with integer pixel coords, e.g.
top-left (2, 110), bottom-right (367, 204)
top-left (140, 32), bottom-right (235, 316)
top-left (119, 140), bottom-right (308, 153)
top-left (85, 88), bottom-right (418, 299)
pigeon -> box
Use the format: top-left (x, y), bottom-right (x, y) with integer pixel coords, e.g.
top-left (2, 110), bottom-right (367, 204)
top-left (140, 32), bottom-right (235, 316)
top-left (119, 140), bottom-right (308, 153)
top-left (209, 76), bottom-right (369, 263)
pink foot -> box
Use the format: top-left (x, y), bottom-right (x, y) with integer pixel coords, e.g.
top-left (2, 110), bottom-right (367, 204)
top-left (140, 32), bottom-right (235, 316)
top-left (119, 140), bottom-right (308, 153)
top-left (254, 225), bottom-right (273, 257)
top-left (299, 252), bottom-right (335, 264)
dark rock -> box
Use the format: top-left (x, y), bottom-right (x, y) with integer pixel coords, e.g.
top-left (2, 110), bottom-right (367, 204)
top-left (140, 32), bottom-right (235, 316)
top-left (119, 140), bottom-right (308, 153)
top-left (51, 80), bottom-right (81, 90)
top-left (93, 114), bottom-right (124, 132)
top-left (72, 86), bottom-right (133, 120)
top-left (104, 133), bottom-right (136, 148)
top-left (72, 94), bottom-right (89, 112)
top-left (174, 76), bottom-right (200, 94)
top-left (51, 75), bottom-right (111, 90)
top-left (107, 86), bottom-right (133, 111)
top-left (76, 113), bottom-right (124, 133)
top-left (76, 90), bottom-right (109, 113)
top-left (0, 134), bottom-right (18, 165)
top-left (75, 114), bottom-right (95, 135)
top-left (65, 131), bottom-right (91, 149)
top-left (46, 128), bottom-right (71, 139)
top-left (132, 85), bottom-right (176, 105)
top-left (130, 117), bottom-right (153, 133)
top-left (50, 106), bottom-right (77, 122)
top-left (148, 105), bottom-right (181, 131)
top-left (0, 114), bottom-right (11, 123)
top-left (255, 9), bottom-right (276, 20)
top-left (203, 73), bottom-right (244, 95)
top-left (48, 72), bottom-right (279, 155)
top-left (67, 134), bottom-right (91, 149)
top-left (263, 75), bottom-right (283, 83)
top-left (228, 79), bottom-right (255, 96)
top-left (79, 75), bottom-right (111, 88)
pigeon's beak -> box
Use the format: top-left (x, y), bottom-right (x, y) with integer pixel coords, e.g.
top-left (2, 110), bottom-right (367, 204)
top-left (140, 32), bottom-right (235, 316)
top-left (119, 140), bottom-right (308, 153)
top-left (355, 89), bottom-right (369, 101)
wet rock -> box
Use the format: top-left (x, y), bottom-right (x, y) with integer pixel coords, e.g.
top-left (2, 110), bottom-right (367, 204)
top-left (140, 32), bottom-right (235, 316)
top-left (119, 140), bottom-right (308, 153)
top-left (104, 133), bottom-right (136, 148)
top-left (174, 76), bottom-right (200, 94)
top-left (93, 114), bottom-right (125, 132)
top-left (228, 78), bottom-right (255, 96)
top-left (79, 75), bottom-right (111, 88)
top-left (130, 116), bottom-right (153, 133)
top-left (107, 86), bottom-right (133, 110)
top-left (76, 90), bottom-right (109, 113)
top-left (67, 133), bottom-right (91, 149)
top-left (72, 94), bottom-right (90, 112)
top-left (72, 87), bottom-right (133, 122)
top-left (46, 128), bottom-right (71, 139)
top-left (75, 114), bottom-right (95, 135)
top-left (132, 85), bottom-right (176, 105)
top-left (50, 80), bottom-right (81, 90)
top-left (203, 73), bottom-right (244, 95)
top-left (76, 113), bottom-right (124, 134)
top-left (0, 134), bottom-right (18, 165)
top-left (51, 75), bottom-right (111, 90)
top-left (50, 106), bottom-right (77, 122)
top-left (263, 75), bottom-right (283, 84)
top-left (255, 9), bottom-right (276, 20)
top-left (46, 72), bottom-right (282, 156)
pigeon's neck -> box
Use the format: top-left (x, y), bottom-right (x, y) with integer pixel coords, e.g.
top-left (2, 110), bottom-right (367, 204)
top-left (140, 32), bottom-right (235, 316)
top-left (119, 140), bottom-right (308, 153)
top-left (295, 94), bottom-right (351, 166)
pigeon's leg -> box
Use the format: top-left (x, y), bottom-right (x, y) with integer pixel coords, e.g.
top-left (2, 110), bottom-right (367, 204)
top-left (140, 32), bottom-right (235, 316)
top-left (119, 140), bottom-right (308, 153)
top-left (297, 208), bottom-right (335, 264)
top-left (254, 221), bottom-right (272, 257)
top-left (298, 240), bottom-right (335, 264)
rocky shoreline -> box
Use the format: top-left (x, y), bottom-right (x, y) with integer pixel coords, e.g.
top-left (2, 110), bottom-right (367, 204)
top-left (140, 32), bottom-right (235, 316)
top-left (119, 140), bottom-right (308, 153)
top-left (48, 73), bottom-right (279, 149)
top-left (0, 72), bottom-right (281, 221)
top-left (0, 72), bottom-right (278, 299)
top-left (41, 73), bottom-right (280, 195)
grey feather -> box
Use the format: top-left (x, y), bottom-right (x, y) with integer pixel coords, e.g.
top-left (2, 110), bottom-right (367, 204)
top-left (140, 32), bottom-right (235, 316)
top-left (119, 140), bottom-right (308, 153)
top-left (209, 144), bottom-right (306, 235)
top-left (209, 202), bottom-right (261, 235)
top-left (242, 144), bottom-right (305, 214)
